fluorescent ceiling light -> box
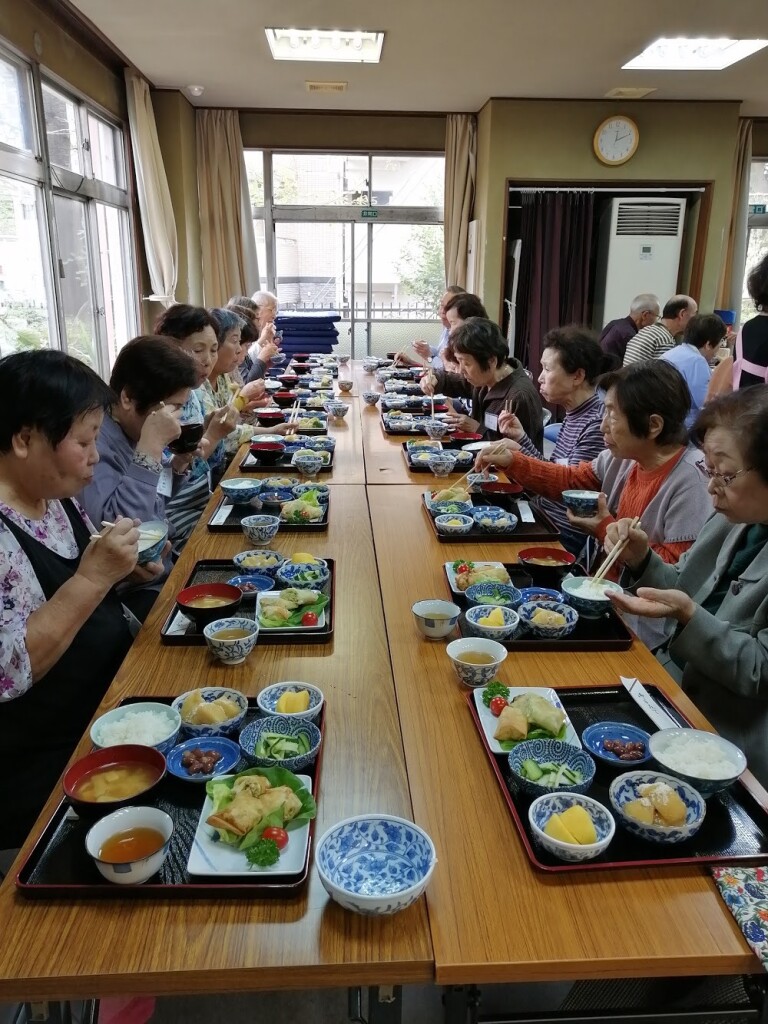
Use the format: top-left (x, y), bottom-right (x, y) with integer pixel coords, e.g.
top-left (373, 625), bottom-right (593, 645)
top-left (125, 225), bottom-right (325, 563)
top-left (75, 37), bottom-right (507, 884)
top-left (265, 28), bottom-right (384, 63)
top-left (623, 37), bottom-right (768, 70)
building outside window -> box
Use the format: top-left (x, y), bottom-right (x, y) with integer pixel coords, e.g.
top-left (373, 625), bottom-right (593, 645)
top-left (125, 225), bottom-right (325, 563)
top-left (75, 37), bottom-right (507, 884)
top-left (743, 159), bottom-right (768, 323)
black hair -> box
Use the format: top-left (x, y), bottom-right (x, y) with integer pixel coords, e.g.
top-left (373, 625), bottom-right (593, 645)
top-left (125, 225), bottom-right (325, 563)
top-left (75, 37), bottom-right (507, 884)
top-left (683, 313), bottom-right (726, 350)
top-left (450, 317), bottom-right (509, 372)
top-left (662, 296), bottom-right (694, 319)
top-left (599, 360), bottom-right (691, 446)
top-left (444, 292), bottom-right (488, 320)
top-left (747, 253), bottom-right (768, 310)
top-left (154, 304), bottom-right (216, 340)
top-left (109, 336), bottom-right (198, 415)
top-left (0, 350), bottom-right (114, 452)
top-left (228, 304), bottom-right (259, 344)
top-left (692, 385), bottom-right (768, 485)
top-left (542, 325), bottom-right (615, 385)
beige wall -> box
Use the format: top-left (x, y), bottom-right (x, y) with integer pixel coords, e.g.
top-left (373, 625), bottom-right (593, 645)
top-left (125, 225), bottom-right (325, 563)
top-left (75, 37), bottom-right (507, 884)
top-left (753, 119), bottom-right (768, 158)
top-left (239, 111), bottom-right (445, 151)
top-left (474, 99), bottom-right (740, 319)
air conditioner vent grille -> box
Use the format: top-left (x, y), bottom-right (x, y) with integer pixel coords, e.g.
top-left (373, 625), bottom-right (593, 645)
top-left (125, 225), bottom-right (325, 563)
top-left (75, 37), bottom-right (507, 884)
top-left (305, 80), bottom-right (348, 93)
top-left (616, 202), bottom-right (683, 236)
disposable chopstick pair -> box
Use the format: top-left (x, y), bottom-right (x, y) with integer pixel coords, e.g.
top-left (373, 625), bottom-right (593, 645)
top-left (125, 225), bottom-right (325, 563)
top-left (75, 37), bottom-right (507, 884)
top-left (285, 399), bottom-right (301, 436)
top-left (449, 440), bottom-right (509, 490)
top-left (592, 515), bottom-right (641, 583)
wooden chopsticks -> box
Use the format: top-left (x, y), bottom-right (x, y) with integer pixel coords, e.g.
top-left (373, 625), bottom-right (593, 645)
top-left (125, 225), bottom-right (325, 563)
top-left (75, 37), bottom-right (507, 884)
top-left (285, 400), bottom-right (301, 436)
top-left (592, 516), bottom-right (641, 583)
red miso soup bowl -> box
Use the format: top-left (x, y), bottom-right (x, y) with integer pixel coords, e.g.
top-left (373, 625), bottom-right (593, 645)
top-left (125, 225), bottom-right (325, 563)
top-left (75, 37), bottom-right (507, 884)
top-left (517, 546), bottom-right (576, 585)
top-left (249, 441), bottom-right (286, 466)
top-left (176, 582), bottom-right (243, 630)
top-left (63, 744), bottom-right (166, 817)
top-left (272, 391), bottom-right (298, 409)
top-left (255, 410), bottom-right (286, 427)
top-left (479, 480), bottom-right (524, 499)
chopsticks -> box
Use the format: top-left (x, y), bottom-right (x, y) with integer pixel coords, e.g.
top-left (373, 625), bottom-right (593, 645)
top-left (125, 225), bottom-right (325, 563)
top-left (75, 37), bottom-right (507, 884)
top-left (592, 516), bottom-right (641, 583)
top-left (90, 521), bottom-right (160, 543)
top-left (285, 399), bottom-right (301, 436)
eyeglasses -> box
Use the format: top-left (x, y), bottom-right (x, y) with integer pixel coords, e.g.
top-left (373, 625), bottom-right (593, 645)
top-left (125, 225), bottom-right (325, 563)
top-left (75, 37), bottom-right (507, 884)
top-left (696, 459), bottom-right (752, 488)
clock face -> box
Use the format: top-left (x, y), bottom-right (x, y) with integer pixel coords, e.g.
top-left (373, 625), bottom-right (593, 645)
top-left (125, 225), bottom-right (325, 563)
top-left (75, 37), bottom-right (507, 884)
top-left (594, 117), bottom-right (639, 165)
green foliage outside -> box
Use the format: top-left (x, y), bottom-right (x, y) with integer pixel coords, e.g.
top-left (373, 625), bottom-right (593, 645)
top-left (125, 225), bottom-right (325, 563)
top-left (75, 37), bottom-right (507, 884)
top-left (395, 225), bottom-right (445, 309)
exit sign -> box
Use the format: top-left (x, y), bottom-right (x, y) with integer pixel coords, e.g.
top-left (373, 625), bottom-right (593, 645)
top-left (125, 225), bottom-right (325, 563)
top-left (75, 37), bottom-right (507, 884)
top-left (361, 208), bottom-right (378, 219)
top-left (750, 203), bottom-right (767, 214)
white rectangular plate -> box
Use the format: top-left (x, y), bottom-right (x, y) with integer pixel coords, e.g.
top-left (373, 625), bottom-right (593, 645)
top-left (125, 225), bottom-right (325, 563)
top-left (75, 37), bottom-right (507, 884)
top-left (473, 687), bottom-right (582, 754)
top-left (187, 774), bottom-right (312, 877)
top-left (443, 559), bottom-right (508, 595)
top-left (255, 591), bottom-right (326, 631)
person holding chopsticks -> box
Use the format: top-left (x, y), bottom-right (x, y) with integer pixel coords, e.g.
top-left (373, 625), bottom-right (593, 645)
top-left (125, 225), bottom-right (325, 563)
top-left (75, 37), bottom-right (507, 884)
top-left (604, 386), bottom-right (768, 786)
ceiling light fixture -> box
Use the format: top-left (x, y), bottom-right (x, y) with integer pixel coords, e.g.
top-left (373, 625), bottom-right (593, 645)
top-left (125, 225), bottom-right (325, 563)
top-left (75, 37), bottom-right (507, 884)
top-left (187, 84), bottom-right (205, 97)
top-left (265, 27), bottom-right (384, 63)
top-left (623, 37), bottom-right (768, 71)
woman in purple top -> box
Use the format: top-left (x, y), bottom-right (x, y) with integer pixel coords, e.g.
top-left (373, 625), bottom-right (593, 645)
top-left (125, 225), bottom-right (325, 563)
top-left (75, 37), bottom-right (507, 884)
top-left (499, 325), bottom-right (613, 553)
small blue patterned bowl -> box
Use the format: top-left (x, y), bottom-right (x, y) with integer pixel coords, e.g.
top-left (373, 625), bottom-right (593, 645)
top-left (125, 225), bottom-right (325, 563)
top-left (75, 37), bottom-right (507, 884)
top-left (136, 520), bottom-right (168, 566)
top-left (528, 792), bottom-right (615, 862)
top-left (471, 506), bottom-right (519, 534)
top-left (609, 771), bottom-right (706, 844)
top-left (275, 560), bottom-right (331, 590)
top-left (362, 391), bottom-right (381, 406)
top-left (302, 436), bottom-right (336, 451)
top-left (560, 575), bottom-right (623, 618)
top-left (256, 681), bottom-right (324, 722)
top-left (232, 549), bottom-right (285, 576)
top-left (445, 637), bottom-right (507, 687)
top-left (467, 473), bottom-right (498, 488)
top-left (293, 454), bottom-right (324, 478)
top-left (220, 478), bottom-right (262, 504)
top-left (518, 600), bottom-right (579, 639)
top-left (427, 453), bottom-right (458, 477)
top-left (412, 600), bottom-right (461, 639)
top-left (452, 449), bottom-right (475, 468)
top-left (518, 586), bottom-right (564, 605)
top-left (166, 736), bottom-right (242, 782)
top-left (509, 740), bottom-right (596, 798)
top-left (259, 488), bottom-right (295, 507)
top-left (424, 419), bottom-right (450, 440)
top-left (384, 396), bottom-right (408, 410)
top-left (324, 401), bottom-right (349, 419)
top-left (171, 687), bottom-right (249, 737)
top-left (227, 574), bottom-right (274, 600)
top-left (241, 514), bottom-right (281, 546)
top-left (581, 721), bottom-right (653, 767)
top-left (203, 618), bottom-right (259, 666)
top-left (316, 814), bottom-right (437, 916)
top-left (292, 482), bottom-right (330, 503)
top-left (238, 715), bottom-right (321, 772)
top-left (465, 582), bottom-right (522, 608)
top-left (561, 489), bottom-right (601, 517)
top-left (434, 513), bottom-right (474, 536)
top-left (465, 604), bottom-right (520, 641)
top-left (428, 499), bottom-right (474, 518)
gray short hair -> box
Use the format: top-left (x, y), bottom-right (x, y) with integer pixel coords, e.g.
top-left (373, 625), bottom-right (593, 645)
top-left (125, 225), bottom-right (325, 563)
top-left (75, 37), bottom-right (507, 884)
top-left (209, 307), bottom-right (245, 344)
top-left (629, 293), bottom-right (660, 316)
top-left (251, 290), bottom-right (278, 311)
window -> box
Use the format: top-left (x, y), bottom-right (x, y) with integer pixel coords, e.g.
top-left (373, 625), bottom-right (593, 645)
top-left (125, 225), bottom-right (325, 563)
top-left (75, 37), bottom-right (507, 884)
top-left (244, 149), bottom-right (445, 357)
top-left (0, 45), bottom-right (137, 370)
top-left (743, 159), bottom-right (768, 323)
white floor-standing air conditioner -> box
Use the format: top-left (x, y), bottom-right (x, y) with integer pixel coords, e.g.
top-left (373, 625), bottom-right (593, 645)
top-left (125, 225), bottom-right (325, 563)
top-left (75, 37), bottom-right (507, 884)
top-left (592, 197), bottom-right (687, 329)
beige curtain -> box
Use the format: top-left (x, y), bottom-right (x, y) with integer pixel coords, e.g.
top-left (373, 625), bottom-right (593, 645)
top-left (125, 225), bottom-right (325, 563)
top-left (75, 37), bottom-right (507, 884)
top-left (444, 113), bottom-right (477, 289)
top-left (196, 109), bottom-right (259, 305)
top-left (124, 71), bottom-right (178, 306)
top-left (717, 118), bottom-right (752, 312)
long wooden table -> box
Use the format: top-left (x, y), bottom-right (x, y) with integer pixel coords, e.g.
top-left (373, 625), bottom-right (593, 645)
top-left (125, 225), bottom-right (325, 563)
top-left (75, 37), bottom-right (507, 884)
top-left (0, 367), bottom-right (761, 1007)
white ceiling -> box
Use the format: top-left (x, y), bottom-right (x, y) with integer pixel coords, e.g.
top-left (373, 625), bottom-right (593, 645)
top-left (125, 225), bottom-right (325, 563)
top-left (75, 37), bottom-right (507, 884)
top-left (72, 0), bottom-right (768, 114)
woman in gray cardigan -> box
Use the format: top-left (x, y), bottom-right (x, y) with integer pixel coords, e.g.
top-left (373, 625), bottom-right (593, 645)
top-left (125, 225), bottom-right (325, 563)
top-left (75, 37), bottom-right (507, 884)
top-left (606, 386), bottom-right (768, 786)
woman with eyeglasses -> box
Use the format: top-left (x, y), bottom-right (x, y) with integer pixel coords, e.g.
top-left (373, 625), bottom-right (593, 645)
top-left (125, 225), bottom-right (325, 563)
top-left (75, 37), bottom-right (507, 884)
top-left (605, 385), bottom-right (768, 785)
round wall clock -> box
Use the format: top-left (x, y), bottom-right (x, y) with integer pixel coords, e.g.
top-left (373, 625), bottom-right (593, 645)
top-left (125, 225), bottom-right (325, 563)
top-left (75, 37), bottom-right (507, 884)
top-left (593, 116), bottom-right (639, 166)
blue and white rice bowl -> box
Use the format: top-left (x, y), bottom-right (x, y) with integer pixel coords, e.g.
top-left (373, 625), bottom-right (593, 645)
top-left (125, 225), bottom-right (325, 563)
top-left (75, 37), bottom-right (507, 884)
top-left (647, 729), bottom-right (747, 799)
top-left (424, 419), bottom-right (450, 440)
top-left (465, 582), bottom-right (522, 608)
top-left (471, 506), bottom-right (519, 534)
top-left (238, 715), bottom-right (321, 772)
top-left (517, 600), bottom-right (578, 639)
top-left (560, 575), bottom-right (623, 618)
top-left (220, 478), bottom-right (262, 504)
top-left (609, 770), bottom-right (706, 844)
top-left (136, 520), bottom-right (168, 566)
top-left (171, 687), bottom-right (249, 737)
top-left (509, 740), bottom-right (596, 798)
top-left (90, 702), bottom-right (181, 755)
top-left (362, 391), bottom-right (381, 406)
top-left (561, 489), bottom-right (600, 516)
top-left (241, 514), bottom-right (281, 546)
top-left (465, 604), bottom-right (520, 641)
top-left (256, 681), bottom-right (325, 722)
top-left (232, 549), bottom-right (285, 576)
top-left (434, 513), bottom-right (474, 536)
top-left (316, 814), bottom-right (437, 916)
top-left (293, 454), bottom-right (324, 478)
top-left (426, 453), bottom-right (458, 477)
top-left (452, 449), bottom-right (475, 468)
top-left (528, 792), bottom-right (615, 863)
top-left (203, 618), bottom-right (259, 666)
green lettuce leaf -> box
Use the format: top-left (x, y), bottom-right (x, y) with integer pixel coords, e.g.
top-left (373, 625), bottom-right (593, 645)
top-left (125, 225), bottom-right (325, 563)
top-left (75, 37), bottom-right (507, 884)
top-left (258, 593), bottom-right (329, 629)
top-left (499, 721), bottom-right (567, 752)
top-left (205, 766), bottom-right (317, 850)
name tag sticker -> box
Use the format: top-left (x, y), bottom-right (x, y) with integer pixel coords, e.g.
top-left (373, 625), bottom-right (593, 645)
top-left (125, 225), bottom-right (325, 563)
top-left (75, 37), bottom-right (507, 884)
top-left (484, 412), bottom-right (499, 432)
top-left (156, 467), bottom-right (173, 498)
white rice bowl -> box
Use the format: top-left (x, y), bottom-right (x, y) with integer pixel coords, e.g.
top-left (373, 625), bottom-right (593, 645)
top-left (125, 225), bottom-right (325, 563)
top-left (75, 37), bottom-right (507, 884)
top-left (91, 702), bottom-right (181, 753)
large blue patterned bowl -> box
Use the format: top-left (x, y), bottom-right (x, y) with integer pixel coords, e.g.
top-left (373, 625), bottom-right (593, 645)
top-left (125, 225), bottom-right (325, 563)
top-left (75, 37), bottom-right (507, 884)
top-left (471, 506), bottom-right (519, 534)
top-left (293, 454), bottom-right (324, 478)
top-left (220, 478), bottom-right (262, 504)
top-left (276, 560), bottom-right (330, 590)
top-left (232, 549), bottom-right (285, 577)
top-left (465, 604), bottom-right (520, 641)
top-left (171, 687), bottom-right (249, 737)
top-left (241, 515), bottom-right (281, 546)
top-left (426, 453), bottom-right (458, 478)
top-left (465, 582), bottom-right (522, 608)
top-left (560, 575), bottom-right (623, 618)
top-left (424, 419), bottom-right (450, 440)
top-left (561, 489), bottom-right (601, 516)
top-left (509, 740), bottom-right (596, 798)
top-left (428, 499), bottom-right (473, 518)
top-left (256, 681), bottom-right (324, 722)
top-left (528, 792), bottom-right (615, 863)
top-left (90, 702), bottom-right (181, 755)
top-left (238, 715), bottom-right (321, 772)
top-left (518, 600), bottom-right (578, 639)
top-left (292, 482), bottom-right (330, 503)
top-left (609, 771), bottom-right (706, 844)
top-left (648, 729), bottom-right (747, 799)
top-left (362, 391), bottom-right (381, 406)
top-left (316, 814), bottom-right (437, 916)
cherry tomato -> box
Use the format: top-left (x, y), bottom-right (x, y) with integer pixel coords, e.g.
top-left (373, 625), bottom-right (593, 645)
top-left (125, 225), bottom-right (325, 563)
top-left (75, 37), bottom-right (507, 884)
top-left (455, 563), bottom-right (471, 575)
top-left (489, 696), bottom-right (508, 717)
top-left (301, 611), bottom-right (319, 626)
top-left (262, 827), bottom-right (288, 850)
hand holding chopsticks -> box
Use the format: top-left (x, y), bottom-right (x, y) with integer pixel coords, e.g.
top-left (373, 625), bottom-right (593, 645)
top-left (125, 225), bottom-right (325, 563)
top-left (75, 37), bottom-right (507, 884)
top-left (592, 516), bottom-right (642, 583)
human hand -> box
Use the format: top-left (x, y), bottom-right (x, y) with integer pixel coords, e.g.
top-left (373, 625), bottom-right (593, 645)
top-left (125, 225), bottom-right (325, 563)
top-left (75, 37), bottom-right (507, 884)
top-left (498, 410), bottom-right (525, 441)
top-left (566, 492), bottom-right (612, 536)
top-left (125, 540), bottom-right (171, 585)
top-left (413, 340), bottom-right (431, 360)
top-left (258, 340), bottom-right (279, 363)
top-left (445, 410), bottom-right (478, 433)
top-left (205, 405), bottom-right (239, 444)
top-left (258, 322), bottom-right (276, 347)
top-left (420, 371), bottom-right (437, 396)
top-left (473, 439), bottom-right (518, 472)
top-left (78, 518), bottom-right (139, 590)
top-left (603, 517), bottom-right (650, 570)
top-left (137, 403), bottom-right (183, 461)
top-left (609, 587), bottom-right (696, 625)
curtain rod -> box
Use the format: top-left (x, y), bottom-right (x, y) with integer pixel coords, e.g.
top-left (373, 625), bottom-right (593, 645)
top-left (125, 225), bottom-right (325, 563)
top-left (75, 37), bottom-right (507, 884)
top-left (513, 186), bottom-right (705, 194)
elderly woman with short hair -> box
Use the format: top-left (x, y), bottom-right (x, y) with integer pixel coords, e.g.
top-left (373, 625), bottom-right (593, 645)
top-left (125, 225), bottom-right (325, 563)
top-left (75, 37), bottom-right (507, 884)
top-left (228, 295), bottom-right (280, 381)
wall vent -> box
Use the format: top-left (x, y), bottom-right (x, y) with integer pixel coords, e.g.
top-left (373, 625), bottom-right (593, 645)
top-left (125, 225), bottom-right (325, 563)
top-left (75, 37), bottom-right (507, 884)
top-left (615, 202), bottom-right (683, 236)
top-left (604, 86), bottom-right (656, 99)
top-left (305, 81), bottom-right (348, 93)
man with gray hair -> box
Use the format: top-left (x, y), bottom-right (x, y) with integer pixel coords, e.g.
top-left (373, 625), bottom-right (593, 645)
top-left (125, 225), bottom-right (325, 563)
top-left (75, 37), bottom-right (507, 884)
top-left (623, 294), bottom-right (698, 366)
top-left (599, 293), bottom-right (660, 363)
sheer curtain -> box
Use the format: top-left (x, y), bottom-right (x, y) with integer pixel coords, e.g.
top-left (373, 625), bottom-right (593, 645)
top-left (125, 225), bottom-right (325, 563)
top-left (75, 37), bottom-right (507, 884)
top-left (196, 109), bottom-right (259, 305)
top-left (717, 118), bottom-right (753, 312)
top-left (124, 71), bottom-right (177, 306)
top-left (444, 114), bottom-right (477, 288)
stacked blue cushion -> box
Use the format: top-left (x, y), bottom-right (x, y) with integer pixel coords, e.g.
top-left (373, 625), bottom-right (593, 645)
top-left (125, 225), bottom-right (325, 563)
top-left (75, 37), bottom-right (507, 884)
top-left (276, 312), bottom-right (341, 355)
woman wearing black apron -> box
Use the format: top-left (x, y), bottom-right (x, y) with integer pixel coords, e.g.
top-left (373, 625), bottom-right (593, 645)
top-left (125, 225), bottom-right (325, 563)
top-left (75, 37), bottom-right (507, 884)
top-left (0, 351), bottom-right (160, 850)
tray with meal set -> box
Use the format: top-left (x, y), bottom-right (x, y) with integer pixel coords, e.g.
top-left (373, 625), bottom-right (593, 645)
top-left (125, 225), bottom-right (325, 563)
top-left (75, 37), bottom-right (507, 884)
top-left (381, 412), bottom-right (480, 439)
top-left (16, 693), bottom-right (325, 898)
top-left (424, 490), bottom-right (560, 544)
top-left (206, 492), bottom-right (330, 533)
top-left (445, 562), bottom-right (633, 651)
top-left (466, 684), bottom-right (768, 872)
top-left (160, 559), bottom-right (335, 646)
top-left (238, 447), bottom-right (334, 473)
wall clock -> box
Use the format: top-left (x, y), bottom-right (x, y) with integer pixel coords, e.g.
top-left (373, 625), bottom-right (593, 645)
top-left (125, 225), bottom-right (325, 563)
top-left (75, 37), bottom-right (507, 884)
top-left (593, 116), bottom-right (639, 166)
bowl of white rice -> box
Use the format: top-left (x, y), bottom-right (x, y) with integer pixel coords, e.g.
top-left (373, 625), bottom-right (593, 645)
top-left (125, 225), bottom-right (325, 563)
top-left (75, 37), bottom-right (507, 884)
top-left (91, 702), bottom-right (181, 755)
top-left (649, 728), bottom-right (747, 799)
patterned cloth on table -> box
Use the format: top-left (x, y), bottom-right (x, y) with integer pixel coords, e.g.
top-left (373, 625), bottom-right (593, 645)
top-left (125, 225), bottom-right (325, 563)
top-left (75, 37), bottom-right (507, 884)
top-left (712, 866), bottom-right (768, 969)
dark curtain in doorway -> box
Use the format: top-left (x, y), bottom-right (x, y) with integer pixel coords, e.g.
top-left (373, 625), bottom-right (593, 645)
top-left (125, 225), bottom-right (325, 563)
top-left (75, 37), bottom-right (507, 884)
top-left (515, 191), bottom-right (594, 373)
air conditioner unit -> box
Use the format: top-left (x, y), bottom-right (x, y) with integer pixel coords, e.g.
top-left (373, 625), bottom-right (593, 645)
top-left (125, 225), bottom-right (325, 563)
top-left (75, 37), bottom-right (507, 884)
top-left (592, 197), bottom-right (687, 329)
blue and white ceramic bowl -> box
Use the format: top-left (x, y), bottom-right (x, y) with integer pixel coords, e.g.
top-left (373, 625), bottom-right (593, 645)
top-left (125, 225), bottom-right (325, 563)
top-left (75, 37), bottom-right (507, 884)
top-left (324, 401), bottom-right (349, 419)
top-left (232, 549), bottom-right (285, 576)
top-left (220, 478), bottom-right (262, 504)
top-left (238, 715), bottom-right (321, 772)
top-left (362, 391), bottom-right (381, 406)
top-left (528, 792), bottom-right (615, 863)
top-left (560, 575), bottom-right (623, 618)
top-left (261, 476), bottom-right (300, 490)
top-left (303, 436), bottom-right (336, 452)
top-left (465, 582), bottom-right (522, 608)
top-left (292, 481), bottom-right (330, 503)
top-left (293, 454), bottom-right (324, 478)
top-left (428, 499), bottom-right (473, 518)
top-left (471, 506), bottom-right (519, 534)
top-left (467, 473), bottom-right (498, 488)
top-left (259, 488), bottom-right (295, 507)
top-left (426, 453), bottom-right (458, 478)
top-left (337, 355), bottom-right (350, 365)
top-left (276, 560), bottom-right (330, 590)
top-left (166, 736), bottom-right (242, 782)
top-left (517, 600), bottom-right (579, 639)
top-left (256, 681), bottom-right (325, 722)
top-left (517, 586), bottom-right (563, 605)
top-left (465, 604), bottom-right (520, 641)
top-left (203, 618), bottom-right (259, 666)
top-left (316, 814), bottom-right (437, 916)
top-left (86, 806), bottom-right (174, 885)
top-left (241, 514), bottom-right (281, 546)
top-left (648, 729), bottom-right (747, 799)
top-left (412, 599), bottom-right (461, 639)
top-left (445, 637), bottom-right (507, 687)
top-left (90, 702), bottom-right (181, 755)
top-left (509, 740), bottom-right (596, 798)
top-left (226, 573), bottom-right (274, 600)
top-left (561, 489), bottom-right (601, 517)
top-left (452, 449), bottom-right (475, 469)
top-left (384, 395), bottom-right (408, 410)
top-left (581, 721), bottom-right (653, 767)
top-left (609, 771), bottom-right (706, 844)
top-left (137, 520), bottom-right (168, 566)
top-left (424, 419), bottom-right (450, 440)
top-left (171, 687), bottom-right (249, 737)
top-left (434, 513), bottom-right (474, 536)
